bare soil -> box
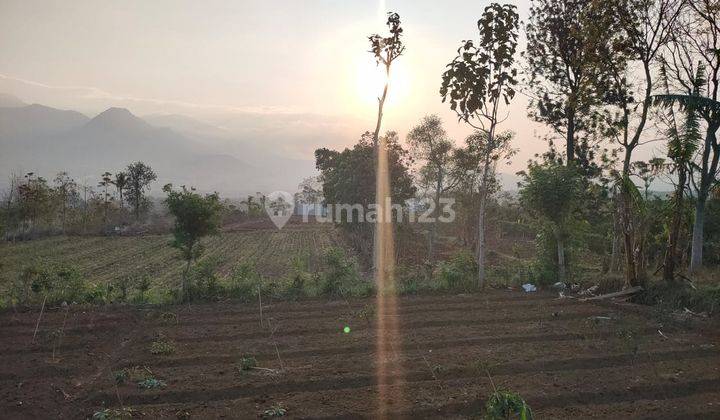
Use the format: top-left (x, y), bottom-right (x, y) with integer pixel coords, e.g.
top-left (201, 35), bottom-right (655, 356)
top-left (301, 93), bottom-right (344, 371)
top-left (1, 291), bottom-right (719, 419)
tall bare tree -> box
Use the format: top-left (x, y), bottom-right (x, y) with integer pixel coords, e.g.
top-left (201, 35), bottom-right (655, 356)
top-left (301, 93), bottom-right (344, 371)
top-left (368, 12), bottom-right (405, 273)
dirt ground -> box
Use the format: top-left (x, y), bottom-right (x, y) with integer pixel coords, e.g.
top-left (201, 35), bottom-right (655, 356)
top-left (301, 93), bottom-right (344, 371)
top-left (1, 291), bottom-right (719, 419)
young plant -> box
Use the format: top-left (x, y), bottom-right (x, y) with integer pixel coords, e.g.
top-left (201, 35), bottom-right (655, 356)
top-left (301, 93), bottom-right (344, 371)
top-left (237, 356), bottom-right (259, 372)
top-left (485, 390), bottom-right (533, 420)
top-left (137, 377), bottom-right (167, 389)
top-left (262, 403), bottom-right (287, 418)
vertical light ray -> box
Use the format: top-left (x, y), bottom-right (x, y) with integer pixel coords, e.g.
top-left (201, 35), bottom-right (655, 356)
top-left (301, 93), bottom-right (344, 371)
top-left (375, 133), bottom-right (401, 418)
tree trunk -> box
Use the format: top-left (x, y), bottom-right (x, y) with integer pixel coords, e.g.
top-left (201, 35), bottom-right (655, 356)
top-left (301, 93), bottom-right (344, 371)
top-left (663, 169), bottom-right (686, 283)
top-left (556, 231), bottom-right (566, 283)
top-left (476, 194), bottom-right (487, 288)
top-left (428, 168), bottom-right (443, 265)
top-left (182, 257), bottom-right (192, 302)
top-left (609, 195), bottom-right (622, 273)
top-left (689, 125), bottom-right (719, 273)
top-left (566, 108), bottom-right (575, 164)
top-left (371, 65), bottom-right (391, 272)
top-left (689, 194), bottom-right (707, 273)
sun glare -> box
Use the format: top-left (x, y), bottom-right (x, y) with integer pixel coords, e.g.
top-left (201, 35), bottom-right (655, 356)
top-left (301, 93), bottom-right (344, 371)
top-left (354, 57), bottom-right (410, 109)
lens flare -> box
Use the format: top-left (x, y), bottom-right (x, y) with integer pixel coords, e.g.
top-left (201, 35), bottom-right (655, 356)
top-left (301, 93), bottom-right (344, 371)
top-left (375, 133), bottom-right (402, 418)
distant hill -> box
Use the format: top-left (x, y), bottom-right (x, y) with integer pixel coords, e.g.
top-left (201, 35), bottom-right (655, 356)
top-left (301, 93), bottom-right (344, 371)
top-left (0, 97), bottom-right (315, 195)
top-left (0, 103), bottom-right (88, 138)
top-left (0, 93), bottom-right (26, 108)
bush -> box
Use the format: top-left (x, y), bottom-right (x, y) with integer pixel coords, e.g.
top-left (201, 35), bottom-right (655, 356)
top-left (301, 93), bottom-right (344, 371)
top-left (636, 281), bottom-right (720, 315)
top-left (437, 250), bottom-right (478, 291)
top-left (185, 258), bottom-right (222, 301)
top-left (284, 255), bottom-right (313, 300)
top-left (228, 263), bottom-right (265, 301)
top-left (12, 263), bottom-right (88, 305)
top-left (314, 247), bottom-right (367, 297)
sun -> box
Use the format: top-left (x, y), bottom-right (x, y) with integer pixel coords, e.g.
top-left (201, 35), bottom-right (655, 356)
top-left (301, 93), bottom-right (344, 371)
top-left (354, 56), bottom-right (411, 109)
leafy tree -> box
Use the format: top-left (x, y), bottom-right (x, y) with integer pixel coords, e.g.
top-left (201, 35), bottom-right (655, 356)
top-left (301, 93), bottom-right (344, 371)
top-left (124, 162), bottom-right (157, 220)
top-left (294, 176), bottom-right (323, 215)
top-left (53, 172), bottom-right (78, 232)
top-left (163, 184), bottom-right (223, 301)
top-left (524, 0), bottom-right (613, 166)
top-left (440, 3), bottom-right (519, 287)
top-left (654, 62), bottom-right (705, 282)
top-left (519, 162), bottom-right (584, 283)
top-left (98, 171), bottom-right (113, 223)
top-left (18, 173), bottom-right (55, 234)
top-left (315, 131), bottom-right (416, 263)
top-left (595, 0), bottom-right (684, 287)
top-left (113, 171), bottom-right (128, 209)
top-left (407, 115), bottom-right (454, 264)
top-left (655, 0), bottom-right (720, 273)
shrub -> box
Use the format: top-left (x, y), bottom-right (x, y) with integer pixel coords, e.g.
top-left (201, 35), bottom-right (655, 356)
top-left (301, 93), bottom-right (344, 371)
top-left (228, 263), bottom-right (264, 301)
top-left (437, 250), bottom-right (478, 291)
top-left (315, 247), bottom-right (365, 297)
top-left (636, 281), bottom-right (720, 315)
top-left (12, 263), bottom-right (88, 305)
top-left (284, 255), bottom-right (313, 300)
top-left (185, 258), bottom-right (222, 301)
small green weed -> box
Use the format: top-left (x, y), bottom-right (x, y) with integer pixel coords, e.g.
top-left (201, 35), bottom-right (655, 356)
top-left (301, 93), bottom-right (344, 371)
top-left (138, 377), bottom-right (167, 389)
top-left (92, 407), bottom-right (135, 419)
top-left (485, 390), bottom-right (533, 420)
top-left (263, 403), bottom-right (287, 417)
top-left (149, 338), bottom-right (176, 355)
top-left (237, 356), bottom-right (259, 371)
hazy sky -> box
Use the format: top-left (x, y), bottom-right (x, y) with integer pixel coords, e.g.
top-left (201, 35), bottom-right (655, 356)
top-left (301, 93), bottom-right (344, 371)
top-left (0, 0), bottom-right (664, 172)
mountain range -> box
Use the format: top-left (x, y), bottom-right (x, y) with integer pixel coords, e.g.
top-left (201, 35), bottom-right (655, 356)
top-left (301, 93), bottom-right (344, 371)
top-left (0, 94), bottom-right (316, 197)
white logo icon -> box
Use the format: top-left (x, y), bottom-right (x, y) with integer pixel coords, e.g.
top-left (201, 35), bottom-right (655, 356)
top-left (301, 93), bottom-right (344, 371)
top-left (264, 191), bottom-right (294, 229)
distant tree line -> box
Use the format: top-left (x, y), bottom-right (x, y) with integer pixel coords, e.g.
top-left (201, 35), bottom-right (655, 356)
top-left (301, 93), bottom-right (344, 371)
top-left (1, 161), bottom-right (157, 240)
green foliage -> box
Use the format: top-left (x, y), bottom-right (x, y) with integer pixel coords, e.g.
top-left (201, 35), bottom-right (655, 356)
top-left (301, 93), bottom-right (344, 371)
top-left (113, 369), bottom-right (129, 385)
top-left (315, 132), bottom-right (416, 262)
top-left (440, 3), bottom-right (519, 123)
top-left (437, 250), bottom-right (478, 291)
top-left (228, 263), bottom-right (265, 301)
top-left (637, 282), bottom-right (720, 315)
top-left (13, 263), bottom-right (87, 305)
top-left (315, 247), bottom-right (368, 297)
top-left (519, 162), bottom-right (583, 228)
top-left (184, 258), bottom-right (222, 301)
top-left (125, 161), bottom-right (157, 220)
top-left (485, 390), bottom-right (533, 420)
top-left (163, 184), bottom-right (223, 301)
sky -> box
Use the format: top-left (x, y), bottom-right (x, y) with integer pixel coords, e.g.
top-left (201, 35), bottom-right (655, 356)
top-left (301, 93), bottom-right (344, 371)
top-left (0, 0), bottom-right (664, 175)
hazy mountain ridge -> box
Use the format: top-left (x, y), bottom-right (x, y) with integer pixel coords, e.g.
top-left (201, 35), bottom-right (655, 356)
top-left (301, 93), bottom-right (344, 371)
top-left (0, 97), bottom-right (316, 196)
